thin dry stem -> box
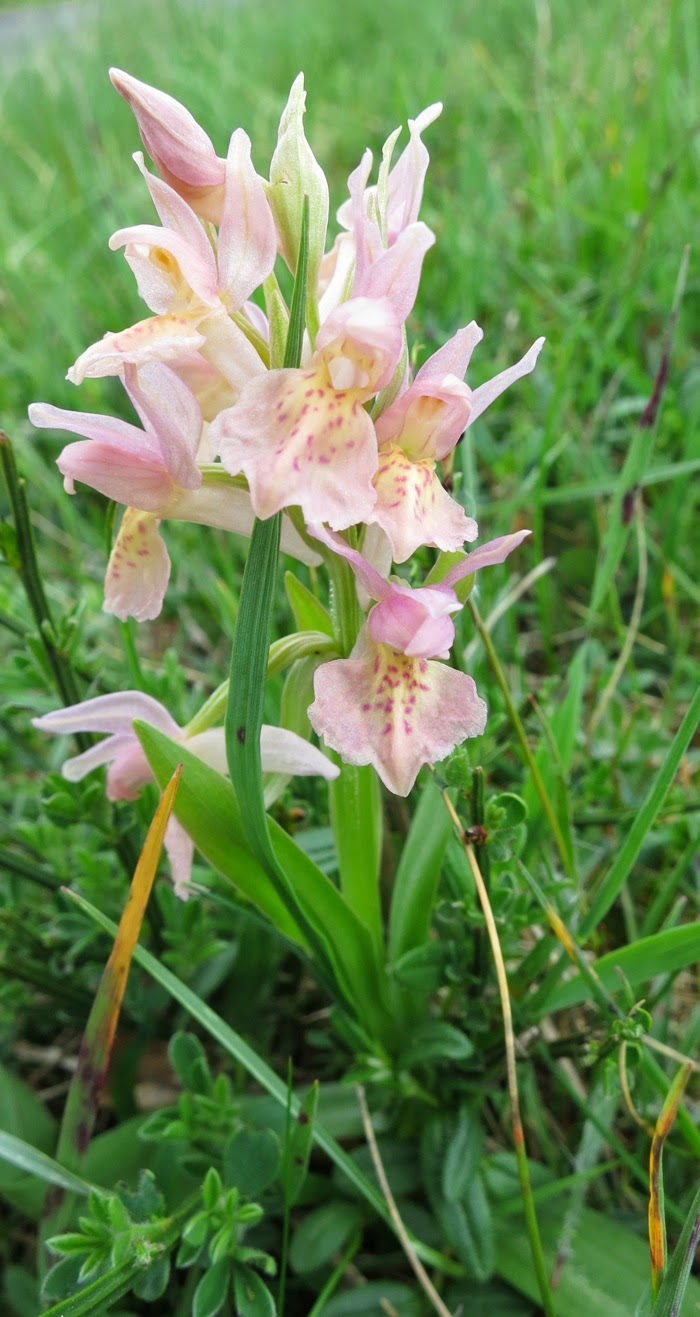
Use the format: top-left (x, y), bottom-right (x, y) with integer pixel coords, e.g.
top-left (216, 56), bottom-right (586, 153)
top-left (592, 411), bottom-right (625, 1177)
top-left (441, 791), bottom-right (555, 1317)
top-left (355, 1085), bottom-right (453, 1317)
top-left (619, 1042), bottom-right (654, 1134)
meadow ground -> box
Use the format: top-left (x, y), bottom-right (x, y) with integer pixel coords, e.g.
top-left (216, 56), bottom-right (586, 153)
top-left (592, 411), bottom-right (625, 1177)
top-left (0, 0), bottom-right (698, 1312)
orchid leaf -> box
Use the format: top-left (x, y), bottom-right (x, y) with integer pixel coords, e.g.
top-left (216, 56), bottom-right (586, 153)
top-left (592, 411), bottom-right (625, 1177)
top-left (135, 724), bottom-right (392, 1042)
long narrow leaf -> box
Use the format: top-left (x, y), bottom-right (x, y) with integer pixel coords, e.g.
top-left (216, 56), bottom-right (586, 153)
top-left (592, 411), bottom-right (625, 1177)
top-left (0, 1132), bottom-right (93, 1199)
top-left (543, 923), bottom-right (700, 1013)
top-left (136, 725), bottom-right (392, 1041)
top-left (63, 890), bottom-right (462, 1280)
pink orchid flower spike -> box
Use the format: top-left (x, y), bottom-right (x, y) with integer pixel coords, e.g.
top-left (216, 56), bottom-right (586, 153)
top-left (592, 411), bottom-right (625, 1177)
top-left (28, 363), bottom-right (319, 622)
top-left (307, 523), bottom-right (530, 795)
top-left (33, 691), bottom-right (339, 898)
top-left (370, 327), bottom-right (545, 562)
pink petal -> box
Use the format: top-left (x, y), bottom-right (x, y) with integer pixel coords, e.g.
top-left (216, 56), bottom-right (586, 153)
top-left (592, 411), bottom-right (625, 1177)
top-left (212, 368), bottom-right (378, 531)
top-left (385, 103), bottom-right (442, 243)
top-left (110, 69), bottom-right (226, 222)
top-left (104, 508), bottom-right (171, 622)
top-left (375, 376), bottom-right (473, 461)
top-left (413, 321), bottom-right (483, 386)
top-left (368, 589), bottom-right (457, 659)
top-left (106, 738), bottom-right (156, 800)
top-left (184, 725), bottom-right (338, 781)
top-left (166, 482), bottom-right (320, 565)
top-left (29, 400), bottom-right (149, 449)
top-left (468, 337), bottom-right (545, 426)
top-left (218, 129), bottom-right (278, 310)
top-left (123, 362), bottom-right (203, 490)
top-left (307, 521), bottom-right (391, 601)
top-left (315, 297), bottom-right (403, 393)
top-left (355, 523), bottom-right (393, 610)
top-left (346, 148), bottom-right (383, 289)
top-left (167, 351), bottom-right (238, 422)
top-left (164, 816), bottom-right (195, 899)
top-left (132, 151), bottom-right (217, 255)
top-left (32, 690), bottom-right (180, 738)
top-left (109, 224), bottom-right (219, 309)
top-left (356, 221), bottom-right (434, 324)
top-left (242, 300), bottom-right (269, 342)
top-left (58, 734), bottom-right (135, 782)
top-left (442, 529), bottom-right (532, 588)
top-left (199, 311), bottom-right (267, 394)
top-left (67, 316), bottom-right (207, 383)
top-left (309, 641), bottom-right (487, 796)
top-left (370, 443), bottom-right (478, 560)
top-left (56, 439), bottom-right (172, 509)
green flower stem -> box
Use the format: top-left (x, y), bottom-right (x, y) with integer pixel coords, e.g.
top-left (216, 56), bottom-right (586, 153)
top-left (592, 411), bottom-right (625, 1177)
top-left (467, 597), bottom-right (574, 881)
top-left (326, 549), bottom-right (384, 959)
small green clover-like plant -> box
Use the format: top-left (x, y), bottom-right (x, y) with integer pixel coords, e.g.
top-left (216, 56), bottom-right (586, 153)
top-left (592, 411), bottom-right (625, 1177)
top-left (181, 1169), bottom-right (277, 1317)
top-left (45, 1173), bottom-right (172, 1302)
top-left (139, 1031), bottom-right (243, 1170)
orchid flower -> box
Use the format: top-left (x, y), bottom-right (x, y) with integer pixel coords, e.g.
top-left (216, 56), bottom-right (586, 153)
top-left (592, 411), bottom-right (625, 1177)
top-left (210, 221), bottom-right (435, 530)
top-left (370, 325), bottom-right (545, 561)
top-left (33, 691), bottom-right (339, 898)
top-left (28, 362), bottom-right (319, 622)
top-left (68, 137), bottom-right (276, 393)
top-left (306, 523), bottom-right (530, 795)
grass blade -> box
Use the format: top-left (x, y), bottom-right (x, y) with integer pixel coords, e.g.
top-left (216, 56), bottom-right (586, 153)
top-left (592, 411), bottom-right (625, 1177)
top-left (580, 684), bottom-right (700, 938)
top-left (543, 924), bottom-right (700, 1014)
top-left (651, 1185), bottom-right (700, 1317)
top-left (0, 1132), bottom-right (93, 1199)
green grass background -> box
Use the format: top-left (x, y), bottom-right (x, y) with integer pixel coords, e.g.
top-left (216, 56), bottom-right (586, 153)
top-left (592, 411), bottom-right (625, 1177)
top-left (0, 0), bottom-right (698, 1307)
